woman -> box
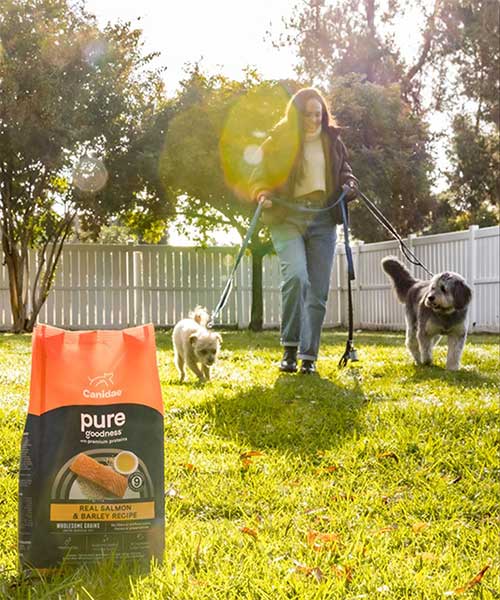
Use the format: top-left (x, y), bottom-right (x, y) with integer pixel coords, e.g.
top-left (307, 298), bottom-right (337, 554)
top-left (250, 87), bottom-right (358, 374)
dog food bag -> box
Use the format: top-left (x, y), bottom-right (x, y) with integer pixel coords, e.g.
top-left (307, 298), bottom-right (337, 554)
top-left (18, 324), bottom-right (165, 571)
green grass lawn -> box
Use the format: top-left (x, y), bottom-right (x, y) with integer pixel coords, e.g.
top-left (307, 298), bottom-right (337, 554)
top-left (0, 329), bottom-right (499, 599)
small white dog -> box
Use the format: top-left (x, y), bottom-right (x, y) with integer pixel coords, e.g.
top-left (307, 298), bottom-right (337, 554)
top-left (172, 306), bottom-right (222, 382)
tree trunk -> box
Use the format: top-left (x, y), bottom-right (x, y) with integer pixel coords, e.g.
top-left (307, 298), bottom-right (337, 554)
top-left (2, 240), bottom-right (27, 333)
top-left (1, 213), bottom-right (74, 333)
top-left (249, 249), bottom-right (264, 331)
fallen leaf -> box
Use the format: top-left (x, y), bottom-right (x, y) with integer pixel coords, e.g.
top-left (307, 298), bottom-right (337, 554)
top-left (180, 463), bottom-right (196, 472)
top-left (293, 563), bottom-right (324, 582)
top-left (412, 522), bottom-right (428, 534)
top-left (240, 527), bottom-right (258, 539)
top-left (331, 564), bottom-right (354, 582)
top-left (448, 563), bottom-right (491, 595)
top-left (375, 525), bottom-right (397, 535)
top-left (307, 530), bottom-right (340, 551)
top-left (316, 465), bottom-right (340, 474)
top-left (377, 452), bottom-right (399, 462)
top-left (240, 458), bottom-right (252, 470)
top-left (310, 567), bottom-right (324, 583)
top-left (240, 450), bottom-right (265, 459)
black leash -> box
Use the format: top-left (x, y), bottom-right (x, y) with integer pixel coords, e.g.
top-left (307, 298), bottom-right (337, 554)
top-left (209, 187), bottom-right (432, 369)
top-left (273, 189), bottom-right (358, 367)
top-left (269, 188), bottom-right (433, 367)
top-left (357, 191), bottom-right (433, 277)
top-left (338, 195), bottom-right (359, 367)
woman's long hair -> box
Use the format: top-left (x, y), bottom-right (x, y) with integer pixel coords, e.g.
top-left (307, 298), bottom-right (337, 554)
top-left (284, 87), bottom-right (337, 132)
top-left (275, 87), bottom-right (337, 187)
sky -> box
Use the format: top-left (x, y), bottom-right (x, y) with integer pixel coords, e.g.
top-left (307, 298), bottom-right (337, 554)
top-left (84, 0), bottom-right (439, 245)
top-left (85, 0), bottom-right (299, 96)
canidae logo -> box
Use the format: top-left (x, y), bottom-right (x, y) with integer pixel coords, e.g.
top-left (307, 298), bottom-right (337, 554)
top-left (83, 372), bottom-right (123, 399)
top-left (88, 373), bottom-right (114, 387)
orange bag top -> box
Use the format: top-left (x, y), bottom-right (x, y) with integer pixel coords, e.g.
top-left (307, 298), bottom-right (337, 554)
top-left (29, 324), bottom-right (163, 417)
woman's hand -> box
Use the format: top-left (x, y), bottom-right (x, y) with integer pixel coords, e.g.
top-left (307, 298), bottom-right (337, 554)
top-left (342, 180), bottom-right (358, 202)
top-left (257, 191), bottom-right (273, 209)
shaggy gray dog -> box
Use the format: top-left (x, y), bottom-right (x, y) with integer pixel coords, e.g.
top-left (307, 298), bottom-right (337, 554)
top-left (172, 306), bottom-right (222, 383)
top-left (382, 257), bottom-right (472, 370)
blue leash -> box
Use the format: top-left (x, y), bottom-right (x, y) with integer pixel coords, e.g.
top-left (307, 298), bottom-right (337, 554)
top-left (209, 190), bottom-right (350, 324)
top-left (209, 189), bottom-right (358, 367)
top-left (210, 186), bottom-right (432, 367)
top-left (208, 200), bottom-right (264, 327)
top-left (271, 189), bottom-right (358, 366)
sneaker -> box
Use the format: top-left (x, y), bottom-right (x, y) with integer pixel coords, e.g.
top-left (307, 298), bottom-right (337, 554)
top-left (279, 346), bottom-right (297, 373)
top-left (300, 359), bottom-right (317, 374)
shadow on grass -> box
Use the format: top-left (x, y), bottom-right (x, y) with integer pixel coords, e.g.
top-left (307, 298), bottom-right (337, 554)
top-left (3, 558), bottom-right (148, 600)
top-left (200, 370), bottom-right (368, 456)
top-left (155, 329), bottom-right (498, 357)
top-left (406, 364), bottom-right (499, 387)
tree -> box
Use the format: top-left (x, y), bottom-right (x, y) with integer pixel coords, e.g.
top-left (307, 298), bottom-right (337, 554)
top-left (0, 0), bottom-right (173, 332)
top-left (433, 115), bottom-right (499, 230)
top-left (268, 1), bottom-right (440, 240)
top-left (273, 0), bottom-right (443, 109)
top-left (161, 67), bottom-right (297, 330)
top-left (273, 0), bottom-right (499, 233)
top-left (431, 0), bottom-right (499, 227)
top-left (330, 75), bottom-right (435, 241)
top-left (438, 0), bottom-right (499, 129)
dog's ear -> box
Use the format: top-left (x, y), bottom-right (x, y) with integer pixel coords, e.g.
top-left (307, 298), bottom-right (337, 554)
top-left (189, 333), bottom-right (199, 345)
top-left (215, 333), bottom-right (222, 345)
top-left (453, 279), bottom-right (472, 310)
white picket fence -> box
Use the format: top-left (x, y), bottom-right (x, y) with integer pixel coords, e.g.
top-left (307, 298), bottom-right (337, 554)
top-left (0, 225), bottom-right (498, 332)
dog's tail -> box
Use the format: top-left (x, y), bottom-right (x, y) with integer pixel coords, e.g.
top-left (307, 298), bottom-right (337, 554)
top-left (189, 306), bottom-right (210, 326)
top-left (381, 257), bottom-right (417, 303)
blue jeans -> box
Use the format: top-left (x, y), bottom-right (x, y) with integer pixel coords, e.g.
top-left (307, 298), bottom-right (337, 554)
top-left (270, 212), bottom-right (337, 361)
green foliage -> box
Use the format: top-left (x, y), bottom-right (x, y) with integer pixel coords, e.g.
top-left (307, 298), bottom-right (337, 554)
top-left (0, 0), bottom-right (173, 330)
top-left (439, 0), bottom-right (499, 127)
top-left (160, 67), bottom-right (294, 328)
top-left (274, 0), bottom-right (405, 87)
top-left (429, 115), bottom-right (499, 232)
top-left (161, 67), bottom-right (293, 242)
top-left (273, 0), bottom-right (499, 234)
top-left (1, 330), bottom-right (499, 598)
top-left (330, 76), bottom-right (435, 241)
